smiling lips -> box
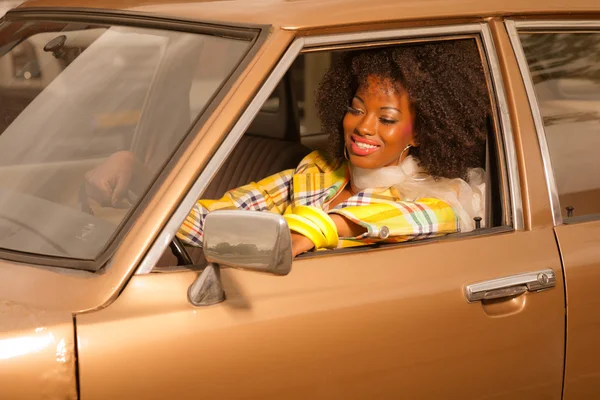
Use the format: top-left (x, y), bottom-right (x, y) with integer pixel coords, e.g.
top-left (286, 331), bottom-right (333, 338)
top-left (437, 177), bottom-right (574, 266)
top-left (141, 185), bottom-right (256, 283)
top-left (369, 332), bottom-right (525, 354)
top-left (349, 135), bottom-right (381, 156)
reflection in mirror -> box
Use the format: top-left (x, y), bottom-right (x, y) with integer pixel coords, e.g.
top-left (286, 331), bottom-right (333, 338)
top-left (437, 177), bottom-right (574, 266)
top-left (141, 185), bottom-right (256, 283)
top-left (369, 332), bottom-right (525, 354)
top-left (203, 210), bottom-right (292, 275)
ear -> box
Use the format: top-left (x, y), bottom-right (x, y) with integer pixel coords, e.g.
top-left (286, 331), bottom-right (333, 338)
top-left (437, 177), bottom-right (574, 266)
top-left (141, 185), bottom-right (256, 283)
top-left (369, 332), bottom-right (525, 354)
top-left (407, 104), bottom-right (418, 148)
top-left (407, 130), bottom-right (417, 148)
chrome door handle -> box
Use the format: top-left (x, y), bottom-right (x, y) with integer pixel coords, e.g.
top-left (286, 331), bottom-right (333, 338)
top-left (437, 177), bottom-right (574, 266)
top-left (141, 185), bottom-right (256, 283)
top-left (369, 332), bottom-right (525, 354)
top-left (465, 269), bottom-right (556, 302)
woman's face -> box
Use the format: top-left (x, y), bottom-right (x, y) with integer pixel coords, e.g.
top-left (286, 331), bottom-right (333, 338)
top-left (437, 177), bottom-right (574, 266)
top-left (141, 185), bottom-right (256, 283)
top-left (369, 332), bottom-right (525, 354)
top-left (343, 75), bottom-right (416, 169)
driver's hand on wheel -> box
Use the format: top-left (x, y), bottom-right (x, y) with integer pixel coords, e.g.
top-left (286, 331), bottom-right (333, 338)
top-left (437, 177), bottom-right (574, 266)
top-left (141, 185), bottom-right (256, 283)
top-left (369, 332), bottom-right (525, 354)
top-left (84, 150), bottom-right (135, 207)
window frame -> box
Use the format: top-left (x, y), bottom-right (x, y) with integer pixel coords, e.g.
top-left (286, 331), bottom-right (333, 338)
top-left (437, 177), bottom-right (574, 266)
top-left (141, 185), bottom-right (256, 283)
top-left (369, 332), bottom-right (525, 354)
top-left (0, 8), bottom-right (268, 271)
top-left (506, 19), bottom-right (600, 226)
top-left (137, 22), bottom-right (524, 274)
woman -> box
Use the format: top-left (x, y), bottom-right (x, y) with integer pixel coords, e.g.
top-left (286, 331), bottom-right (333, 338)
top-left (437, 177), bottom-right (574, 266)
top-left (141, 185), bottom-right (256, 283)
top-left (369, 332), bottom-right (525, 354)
top-left (177, 40), bottom-right (490, 257)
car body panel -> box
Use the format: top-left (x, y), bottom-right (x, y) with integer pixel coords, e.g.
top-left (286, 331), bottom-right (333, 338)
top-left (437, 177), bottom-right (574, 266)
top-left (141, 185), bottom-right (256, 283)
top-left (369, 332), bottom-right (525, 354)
top-left (77, 228), bottom-right (565, 399)
top-left (556, 220), bottom-right (600, 399)
top-left (0, 301), bottom-right (76, 400)
top-left (15, 0), bottom-right (600, 31)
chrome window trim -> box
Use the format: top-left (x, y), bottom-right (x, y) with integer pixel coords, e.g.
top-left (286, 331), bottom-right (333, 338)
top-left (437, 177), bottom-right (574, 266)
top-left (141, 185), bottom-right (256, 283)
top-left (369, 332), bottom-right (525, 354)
top-left (503, 19), bottom-right (600, 226)
top-left (137, 22), bottom-right (523, 274)
top-left (302, 24), bottom-right (484, 47)
top-left (480, 23), bottom-right (524, 230)
top-left (514, 20), bottom-right (600, 30)
top-left (304, 24), bottom-right (523, 230)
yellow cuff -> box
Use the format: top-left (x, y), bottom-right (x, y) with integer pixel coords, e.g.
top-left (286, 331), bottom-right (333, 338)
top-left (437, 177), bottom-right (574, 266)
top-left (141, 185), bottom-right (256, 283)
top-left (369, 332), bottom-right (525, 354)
top-left (293, 205), bottom-right (339, 248)
top-left (284, 214), bottom-right (327, 249)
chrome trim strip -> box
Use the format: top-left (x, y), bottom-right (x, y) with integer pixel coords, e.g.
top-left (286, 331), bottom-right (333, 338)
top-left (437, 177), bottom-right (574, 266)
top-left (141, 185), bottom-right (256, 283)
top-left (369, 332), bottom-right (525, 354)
top-left (135, 38), bottom-right (306, 274)
top-left (514, 20), bottom-right (600, 29)
top-left (505, 19), bottom-right (563, 226)
top-left (303, 24), bottom-right (483, 47)
top-left (480, 23), bottom-right (524, 230)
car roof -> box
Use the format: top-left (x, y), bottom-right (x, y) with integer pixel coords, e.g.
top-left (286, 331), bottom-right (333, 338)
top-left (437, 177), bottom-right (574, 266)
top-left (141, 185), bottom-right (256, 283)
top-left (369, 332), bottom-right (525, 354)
top-left (15, 0), bottom-right (600, 30)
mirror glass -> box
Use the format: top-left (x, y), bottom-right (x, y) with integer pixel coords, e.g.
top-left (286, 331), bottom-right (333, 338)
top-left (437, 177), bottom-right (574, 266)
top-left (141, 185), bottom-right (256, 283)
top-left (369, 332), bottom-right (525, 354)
top-left (203, 210), bottom-right (292, 275)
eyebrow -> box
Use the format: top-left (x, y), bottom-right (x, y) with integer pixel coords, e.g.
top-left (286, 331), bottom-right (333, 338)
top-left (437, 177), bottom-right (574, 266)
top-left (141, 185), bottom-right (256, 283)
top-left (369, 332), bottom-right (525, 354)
top-left (353, 96), bottom-right (402, 114)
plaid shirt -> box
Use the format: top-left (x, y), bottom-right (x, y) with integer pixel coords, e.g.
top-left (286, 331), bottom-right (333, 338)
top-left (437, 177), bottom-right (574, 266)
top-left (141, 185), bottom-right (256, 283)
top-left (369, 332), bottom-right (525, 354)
top-left (177, 150), bottom-right (458, 248)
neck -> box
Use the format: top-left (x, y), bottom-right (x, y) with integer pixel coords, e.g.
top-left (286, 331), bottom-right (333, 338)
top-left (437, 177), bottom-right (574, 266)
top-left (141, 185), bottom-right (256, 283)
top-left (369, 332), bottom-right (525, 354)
top-left (349, 155), bottom-right (418, 192)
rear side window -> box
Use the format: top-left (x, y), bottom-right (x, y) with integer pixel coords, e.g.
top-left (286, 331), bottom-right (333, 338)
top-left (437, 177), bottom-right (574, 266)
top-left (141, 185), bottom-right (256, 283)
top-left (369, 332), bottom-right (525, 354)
top-left (518, 30), bottom-right (600, 221)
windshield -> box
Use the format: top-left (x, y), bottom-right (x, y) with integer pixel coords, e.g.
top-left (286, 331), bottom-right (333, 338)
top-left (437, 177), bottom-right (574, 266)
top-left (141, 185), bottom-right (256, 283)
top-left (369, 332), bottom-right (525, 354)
top-left (0, 19), bottom-right (252, 262)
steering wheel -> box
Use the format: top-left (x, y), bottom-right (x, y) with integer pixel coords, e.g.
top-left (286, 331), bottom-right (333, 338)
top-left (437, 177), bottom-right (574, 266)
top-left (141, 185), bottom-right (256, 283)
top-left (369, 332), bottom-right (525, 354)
top-left (170, 237), bottom-right (193, 266)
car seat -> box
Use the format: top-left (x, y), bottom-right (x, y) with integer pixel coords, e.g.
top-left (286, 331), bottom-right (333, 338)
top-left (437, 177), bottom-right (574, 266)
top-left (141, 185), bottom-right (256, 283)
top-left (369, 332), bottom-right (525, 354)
top-left (201, 73), bottom-right (310, 199)
top-left (162, 73), bottom-right (311, 266)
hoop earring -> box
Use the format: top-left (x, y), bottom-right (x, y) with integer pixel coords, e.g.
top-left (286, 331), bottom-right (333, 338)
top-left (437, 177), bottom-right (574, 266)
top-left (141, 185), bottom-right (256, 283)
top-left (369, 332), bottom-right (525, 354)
top-left (344, 146), bottom-right (350, 161)
top-left (398, 144), bottom-right (411, 164)
top-left (398, 144), bottom-right (427, 182)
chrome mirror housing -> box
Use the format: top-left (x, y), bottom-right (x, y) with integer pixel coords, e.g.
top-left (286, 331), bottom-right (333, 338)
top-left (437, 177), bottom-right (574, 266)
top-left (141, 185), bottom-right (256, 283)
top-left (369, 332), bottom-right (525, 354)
top-left (203, 210), bottom-right (293, 275)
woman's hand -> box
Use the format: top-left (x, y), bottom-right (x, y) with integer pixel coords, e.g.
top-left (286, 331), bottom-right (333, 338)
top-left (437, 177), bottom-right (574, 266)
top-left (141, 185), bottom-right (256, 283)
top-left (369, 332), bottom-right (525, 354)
top-left (84, 151), bottom-right (136, 207)
top-left (291, 233), bottom-right (315, 258)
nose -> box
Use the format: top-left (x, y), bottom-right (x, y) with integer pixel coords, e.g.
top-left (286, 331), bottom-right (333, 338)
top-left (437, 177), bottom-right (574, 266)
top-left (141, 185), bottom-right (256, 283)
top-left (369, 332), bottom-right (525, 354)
top-left (354, 112), bottom-right (377, 136)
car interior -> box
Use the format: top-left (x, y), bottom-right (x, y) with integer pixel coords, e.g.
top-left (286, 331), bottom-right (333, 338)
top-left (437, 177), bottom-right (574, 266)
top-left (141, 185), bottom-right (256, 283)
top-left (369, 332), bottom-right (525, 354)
top-left (0, 28), bottom-right (508, 268)
top-left (159, 47), bottom-right (507, 268)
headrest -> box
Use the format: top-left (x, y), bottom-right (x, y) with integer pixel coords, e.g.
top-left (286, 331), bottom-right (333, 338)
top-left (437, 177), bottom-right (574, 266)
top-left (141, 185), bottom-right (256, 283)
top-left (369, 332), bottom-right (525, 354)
top-left (245, 73), bottom-right (300, 142)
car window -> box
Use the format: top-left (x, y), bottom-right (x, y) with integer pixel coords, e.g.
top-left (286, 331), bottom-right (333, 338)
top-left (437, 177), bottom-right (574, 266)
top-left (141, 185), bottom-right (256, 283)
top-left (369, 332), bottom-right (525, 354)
top-left (155, 35), bottom-right (513, 269)
top-left (0, 19), bottom-right (252, 263)
top-left (258, 53), bottom-right (336, 137)
top-left (519, 30), bottom-right (600, 221)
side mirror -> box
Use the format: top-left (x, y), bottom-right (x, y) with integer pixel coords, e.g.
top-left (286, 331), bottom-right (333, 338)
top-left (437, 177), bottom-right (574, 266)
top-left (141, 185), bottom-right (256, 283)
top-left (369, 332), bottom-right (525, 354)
top-left (188, 210), bottom-right (292, 307)
top-left (203, 210), bottom-right (293, 276)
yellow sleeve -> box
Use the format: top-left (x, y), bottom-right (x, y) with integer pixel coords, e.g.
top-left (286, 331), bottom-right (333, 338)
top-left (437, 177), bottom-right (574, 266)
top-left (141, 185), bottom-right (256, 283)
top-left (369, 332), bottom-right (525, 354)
top-left (329, 198), bottom-right (458, 244)
top-left (177, 168), bottom-right (294, 246)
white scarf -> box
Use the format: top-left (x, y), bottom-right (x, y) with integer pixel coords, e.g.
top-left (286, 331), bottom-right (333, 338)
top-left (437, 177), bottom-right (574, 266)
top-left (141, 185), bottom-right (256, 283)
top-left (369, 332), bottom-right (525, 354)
top-left (350, 156), bottom-right (486, 232)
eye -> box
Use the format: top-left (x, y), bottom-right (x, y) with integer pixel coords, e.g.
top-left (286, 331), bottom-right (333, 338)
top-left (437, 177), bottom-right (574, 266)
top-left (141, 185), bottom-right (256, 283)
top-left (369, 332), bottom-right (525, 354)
top-left (346, 106), bottom-right (363, 115)
top-left (379, 117), bottom-right (398, 125)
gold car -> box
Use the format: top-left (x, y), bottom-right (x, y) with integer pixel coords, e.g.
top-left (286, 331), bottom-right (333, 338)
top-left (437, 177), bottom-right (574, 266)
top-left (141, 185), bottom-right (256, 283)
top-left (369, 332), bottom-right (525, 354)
top-left (0, 0), bottom-right (599, 398)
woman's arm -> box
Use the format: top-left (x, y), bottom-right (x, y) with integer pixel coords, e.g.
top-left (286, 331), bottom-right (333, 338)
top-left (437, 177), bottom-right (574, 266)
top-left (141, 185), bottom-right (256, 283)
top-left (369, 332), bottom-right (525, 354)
top-left (328, 198), bottom-right (458, 241)
top-left (290, 214), bottom-right (366, 257)
top-left (291, 233), bottom-right (315, 257)
top-left (177, 169), bottom-right (295, 246)
top-left (330, 214), bottom-right (367, 237)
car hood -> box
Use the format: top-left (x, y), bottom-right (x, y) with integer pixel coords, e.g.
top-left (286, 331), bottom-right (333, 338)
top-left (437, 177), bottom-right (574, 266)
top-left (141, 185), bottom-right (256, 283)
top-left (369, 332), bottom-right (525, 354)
top-left (0, 300), bottom-right (77, 399)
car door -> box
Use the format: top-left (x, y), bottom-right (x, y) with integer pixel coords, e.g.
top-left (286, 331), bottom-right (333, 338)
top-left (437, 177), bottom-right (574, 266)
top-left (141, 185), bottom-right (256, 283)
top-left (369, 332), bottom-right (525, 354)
top-left (507, 19), bottom-right (600, 399)
top-left (75, 23), bottom-right (566, 399)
